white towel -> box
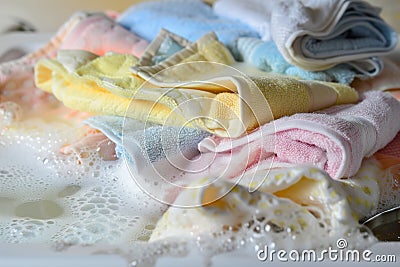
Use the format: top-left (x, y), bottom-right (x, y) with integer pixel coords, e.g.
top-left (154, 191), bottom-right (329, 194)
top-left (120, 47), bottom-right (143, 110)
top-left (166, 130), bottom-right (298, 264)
top-left (213, 0), bottom-right (274, 41)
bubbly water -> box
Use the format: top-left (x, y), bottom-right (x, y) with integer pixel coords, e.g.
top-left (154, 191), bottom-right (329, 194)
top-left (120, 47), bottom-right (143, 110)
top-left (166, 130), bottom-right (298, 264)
top-left (0, 115), bottom-right (376, 266)
top-left (0, 118), bottom-right (166, 247)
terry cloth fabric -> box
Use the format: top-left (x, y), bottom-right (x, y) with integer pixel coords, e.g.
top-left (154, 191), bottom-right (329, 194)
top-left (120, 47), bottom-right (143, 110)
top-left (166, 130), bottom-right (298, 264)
top-left (213, 0), bottom-right (274, 41)
top-left (0, 12), bottom-right (147, 86)
top-left (351, 47), bottom-right (400, 92)
top-left (237, 37), bottom-right (378, 85)
top-left (149, 166), bottom-right (372, 249)
top-left (135, 29), bottom-right (191, 69)
top-left (84, 115), bottom-right (210, 174)
top-left (34, 33), bottom-right (233, 127)
top-left (59, 13), bottom-right (148, 58)
top-left (270, 0), bottom-right (398, 71)
top-left (193, 91), bottom-right (400, 180)
top-left (132, 32), bottom-right (359, 138)
top-left (117, 0), bottom-right (258, 58)
top-left (0, 12), bottom-right (148, 118)
top-left (35, 33), bottom-right (358, 138)
top-left (35, 50), bottom-right (156, 121)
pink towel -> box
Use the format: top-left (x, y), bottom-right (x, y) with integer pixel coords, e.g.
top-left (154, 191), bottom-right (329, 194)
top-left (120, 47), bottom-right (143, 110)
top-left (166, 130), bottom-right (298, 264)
top-left (376, 132), bottom-right (400, 159)
top-left (60, 14), bottom-right (148, 57)
top-left (0, 12), bottom-right (148, 117)
top-left (192, 91), bottom-right (400, 180)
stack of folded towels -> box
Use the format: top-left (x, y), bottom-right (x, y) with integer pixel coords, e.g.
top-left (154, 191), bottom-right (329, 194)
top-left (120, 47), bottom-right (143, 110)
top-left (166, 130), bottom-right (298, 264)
top-left (2, 0), bottom-right (400, 245)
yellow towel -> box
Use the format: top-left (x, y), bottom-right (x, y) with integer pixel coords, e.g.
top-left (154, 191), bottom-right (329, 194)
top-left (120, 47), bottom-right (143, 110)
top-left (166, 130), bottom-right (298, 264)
top-left (35, 51), bottom-right (187, 126)
top-left (35, 34), bottom-right (359, 137)
top-left (132, 71), bottom-right (359, 137)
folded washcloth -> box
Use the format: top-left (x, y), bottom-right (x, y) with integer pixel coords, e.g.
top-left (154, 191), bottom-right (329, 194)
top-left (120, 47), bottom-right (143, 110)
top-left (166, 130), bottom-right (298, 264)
top-left (237, 37), bottom-right (374, 84)
top-left (270, 0), bottom-right (398, 71)
top-left (194, 91), bottom-right (400, 179)
top-left (351, 48), bottom-right (400, 92)
top-left (117, 0), bottom-right (258, 58)
top-left (84, 115), bottom-right (210, 175)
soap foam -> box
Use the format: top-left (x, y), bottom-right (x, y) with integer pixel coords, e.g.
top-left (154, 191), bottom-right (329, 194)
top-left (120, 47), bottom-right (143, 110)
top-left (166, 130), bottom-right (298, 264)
top-left (0, 118), bottom-right (166, 247)
top-left (0, 117), bottom-right (377, 264)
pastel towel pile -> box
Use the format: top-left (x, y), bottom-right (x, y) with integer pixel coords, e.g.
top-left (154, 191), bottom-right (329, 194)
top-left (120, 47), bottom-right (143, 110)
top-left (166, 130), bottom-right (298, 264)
top-left (183, 91), bottom-right (400, 180)
top-left (237, 37), bottom-right (372, 85)
top-left (138, 29), bottom-right (368, 84)
top-left (35, 33), bottom-right (359, 138)
top-left (117, 0), bottom-right (258, 57)
top-left (214, 0), bottom-right (398, 71)
top-left (1, 12), bottom-right (147, 86)
top-left (84, 115), bottom-right (210, 175)
top-left (132, 32), bottom-right (359, 137)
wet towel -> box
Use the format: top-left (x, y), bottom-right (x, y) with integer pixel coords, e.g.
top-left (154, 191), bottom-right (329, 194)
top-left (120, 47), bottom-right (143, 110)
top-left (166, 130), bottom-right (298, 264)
top-left (149, 166), bottom-right (363, 247)
top-left (237, 37), bottom-right (376, 84)
top-left (117, 0), bottom-right (258, 58)
top-left (151, 156), bottom-right (399, 242)
top-left (84, 115), bottom-right (210, 174)
top-left (194, 91), bottom-right (400, 179)
top-left (270, 0), bottom-right (398, 71)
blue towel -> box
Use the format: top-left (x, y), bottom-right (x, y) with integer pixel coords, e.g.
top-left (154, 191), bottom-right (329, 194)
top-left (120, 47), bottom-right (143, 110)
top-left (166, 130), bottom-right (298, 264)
top-left (237, 37), bottom-right (383, 84)
top-left (84, 115), bottom-right (210, 169)
top-left (117, 0), bottom-right (259, 58)
top-left (301, 1), bottom-right (397, 59)
top-left (151, 35), bottom-right (185, 65)
top-left (270, 0), bottom-right (398, 72)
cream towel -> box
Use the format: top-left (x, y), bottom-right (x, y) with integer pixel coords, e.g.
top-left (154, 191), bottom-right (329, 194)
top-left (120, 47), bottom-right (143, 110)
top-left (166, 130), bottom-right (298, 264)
top-left (149, 166), bottom-right (369, 249)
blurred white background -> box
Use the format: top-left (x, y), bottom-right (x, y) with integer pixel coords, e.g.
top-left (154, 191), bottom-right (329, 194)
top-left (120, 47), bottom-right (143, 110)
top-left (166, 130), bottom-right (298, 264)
top-left (0, 0), bottom-right (146, 32)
